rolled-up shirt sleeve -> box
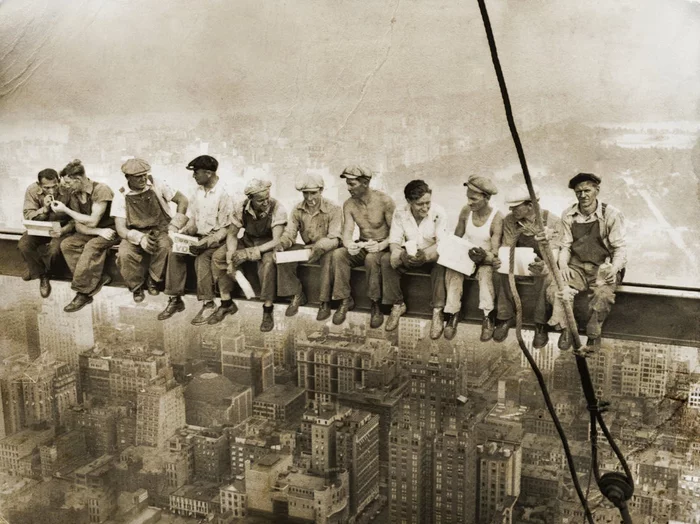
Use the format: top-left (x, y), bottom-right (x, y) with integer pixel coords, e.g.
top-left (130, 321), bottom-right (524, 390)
top-left (23, 185), bottom-right (46, 221)
top-left (111, 190), bottom-right (126, 218)
top-left (229, 199), bottom-right (245, 229)
top-left (558, 213), bottom-right (574, 257)
top-left (279, 208), bottom-right (301, 249)
top-left (327, 204), bottom-right (342, 240)
top-left (215, 191), bottom-right (234, 230)
top-left (271, 202), bottom-right (288, 228)
top-left (388, 209), bottom-right (404, 246)
top-left (606, 208), bottom-right (627, 271)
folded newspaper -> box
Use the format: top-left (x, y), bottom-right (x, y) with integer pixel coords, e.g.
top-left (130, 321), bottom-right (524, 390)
top-left (497, 246), bottom-right (537, 276)
top-left (169, 232), bottom-right (200, 255)
top-left (274, 248), bottom-right (312, 264)
top-left (23, 220), bottom-right (62, 237)
top-left (437, 235), bottom-right (477, 276)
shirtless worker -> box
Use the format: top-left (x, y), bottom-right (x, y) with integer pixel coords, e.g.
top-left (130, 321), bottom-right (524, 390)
top-left (331, 166), bottom-right (395, 328)
top-left (443, 175), bottom-right (503, 341)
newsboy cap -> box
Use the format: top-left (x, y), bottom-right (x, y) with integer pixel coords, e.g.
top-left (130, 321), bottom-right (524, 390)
top-left (464, 175), bottom-right (498, 196)
top-left (186, 155), bottom-right (219, 172)
top-left (244, 178), bottom-right (272, 196)
top-left (121, 158), bottom-right (151, 177)
top-left (568, 172), bottom-right (601, 189)
top-left (295, 173), bottom-right (325, 191)
top-left (505, 186), bottom-right (540, 207)
top-left (340, 165), bottom-right (373, 180)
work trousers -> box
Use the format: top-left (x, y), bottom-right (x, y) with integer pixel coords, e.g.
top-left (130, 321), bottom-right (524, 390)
top-left (444, 265), bottom-right (495, 315)
top-left (379, 253), bottom-right (446, 308)
top-left (18, 233), bottom-right (64, 279)
top-left (60, 233), bottom-right (120, 294)
top-left (496, 273), bottom-right (550, 325)
top-left (276, 244), bottom-right (334, 301)
top-left (547, 261), bottom-right (618, 338)
top-left (212, 245), bottom-right (277, 302)
top-left (331, 248), bottom-right (384, 302)
top-left (117, 231), bottom-right (172, 291)
top-left (165, 244), bottom-right (220, 301)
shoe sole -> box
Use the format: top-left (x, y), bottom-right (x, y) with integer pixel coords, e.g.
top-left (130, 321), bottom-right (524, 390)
top-left (317, 311), bottom-right (331, 321)
top-left (64, 296), bottom-right (93, 313)
top-left (208, 310), bottom-right (237, 325)
top-left (157, 304), bottom-right (185, 321)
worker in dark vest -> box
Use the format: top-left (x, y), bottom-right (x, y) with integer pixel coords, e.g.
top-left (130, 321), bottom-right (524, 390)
top-left (112, 158), bottom-right (189, 303)
top-left (211, 178), bottom-right (287, 331)
top-left (547, 173), bottom-right (627, 350)
top-left (19, 168), bottom-right (74, 298)
top-left (493, 186), bottom-right (561, 347)
top-left (51, 160), bottom-right (118, 312)
top-left (275, 173), bottom-right (342, 319)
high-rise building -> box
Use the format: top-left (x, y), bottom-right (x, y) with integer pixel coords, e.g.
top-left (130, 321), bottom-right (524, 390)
top-left (639, 343), bottom-right (670, 399)
top-left (397, 318), bottom-right (426, 359)
top-left (433, 428), bottom-right (477, 524)
top-left (193, 427), bottom-right (230, 483)
top-left (263, 327), bottom-right (292, 368)
top-left (475, 441), bottom-right (522, 524)
top-left (184, 372), bottom-right (252, 427)
top-left (519, 330), bottom-right (560, 374)
top-left (135, 382), bottom-right (186, 448)
top-left (163, 317), bottom-right (195, 364)
top-left (388, 425), bottom-right (431, 524)
top-left (221, 335), bottom-right (273, 397)
top-left (119, 304), bottom-right (164, 350)
top-left (689, 381), bottom-right (700, 409)
top-left (335, 410), bottom-right (380, 516)
top-left (38, 301), bottom-right (94, 370)
top-left (252, 383), bottom-right (306, 423)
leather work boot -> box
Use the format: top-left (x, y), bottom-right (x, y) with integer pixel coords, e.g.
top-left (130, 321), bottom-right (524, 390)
top-left (493, 319), bottom-right (514, 343)
top-left (558, 329), bottom-right (572, 350)
top-left (317, 302), bottom-right (331, 321)
top-left (88, 274), bottom-right (112, 297)
top-left (132, 286), bottom-right (145, 303)
top-left (385, 302), bottom-right (407, 332)
top-left (158, 296), bottom-right (185, 320)
top-left (64, 293), bottom-right (93, 313)
top-left (191, 301), bottom-right (216, 325)
top-left (480, 314), bottom-right (495, 342)
top-left (260, 306), bottom-right (275, 332)
top-left (39, 275), bottom-right (51, 299)
top-left (146, 275), bottom-right (160, 296)
top-left (430, 308), bottom-right (444, 340)
top-left (532, 323), bottom-right (550, 348)
top-left (332, 297), bottom-right (355, 325)
top-left (370, 301), bottom-right (384, 329)
top-left (208, 301), bottom-right (239, 325)
top-left (443, 313), bottom-right (459, 341)
top-left (286, 292), bottom-right (307, 317)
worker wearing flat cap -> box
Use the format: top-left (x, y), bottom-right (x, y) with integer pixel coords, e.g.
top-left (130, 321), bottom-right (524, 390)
top-left (211, 177), bottom-right (287, 331)
top-left (331, 165), bottom-right (395, 328)
top-left (19, 167), bottom-right (74, 299)
top-left (111, 158), bottom-right (189, 303)
top-left (159, 155), bottom-right (236, 325)
top-left (274, 173), bottom-right (342, 319)
top-left (547, 172), bottom-right (627, 350)
top-left (443, 175), bottom-right (503, 341)
top-left (492, 185), bottom-right (561, 347)
top-left (52, 160), bottom-right (119, 312)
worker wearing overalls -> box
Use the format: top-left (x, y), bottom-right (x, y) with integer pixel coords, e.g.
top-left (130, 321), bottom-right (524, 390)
top-left (548, 173), bottom-right (627, 350)
top-left (443, 175), bottom-right (503, 341)
top-left (112, 158), bottom-right (189, 303)
top-left (493, 186), bottom-right (561, 348)
top-left (211, 178), bottom-right (287, 331)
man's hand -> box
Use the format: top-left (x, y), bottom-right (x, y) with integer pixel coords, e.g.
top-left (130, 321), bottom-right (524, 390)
top-left (392, 250), bottom-right (405, 269)
top-left (409, 249), bottom-right (426, 267)
top-left (364, 240), bottom-right (380, 253)
top-left (98, 228), bottom-right (117, 241)
top-left (528, 257), bottom-right (547, 276)
top-left (189, 240), bottom-right (208, 256)
top-left (43, 195), bottom-right (54, 208)
top-left (231, 247), bottom-right (261, 266)
top-left (492, 258), bottom-right (502, 270)
top-left (556, 286), bottom-right (578, 302)
top-left (50, 201), bottom-right (68, 214)
top-left (534, 226), bottom-right (553, 243)
top-left (227, 262), bottom-right (236, 276)
top-left (273, 244), bottom-right (285, 253)
top-left (139, 235), bottom-right (157, 254)
top-left (168, 223), bottom-right (180, 233)
top-left (307, 245), bottom-right (324, 264)
top-left (347, 242), bottom-right (362, 256)
top-left (468, 247), bottom-right (487, 264)
top-left (560, 264), bottom-right (576, 283)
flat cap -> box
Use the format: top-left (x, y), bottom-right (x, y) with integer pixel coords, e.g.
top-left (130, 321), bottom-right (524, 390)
top-left (340, 165), bottom-right (373, 180)
top-left (121, 158), bottom-right (151, 176)
top-left (568, 172), bottom-right (601, 189)
top-left (186, 155), bottom-right (218, 172)
top-left (464, 175), bottom-right (498, 196)
top-left (295, 173), bottom-right (325, 191)
top-left (505, 186), bottom-right (540, 207)
top-left (244, 178), bottom-right (272, 196)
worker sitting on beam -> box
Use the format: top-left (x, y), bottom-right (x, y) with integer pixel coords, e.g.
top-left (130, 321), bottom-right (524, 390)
top-left (381, 179), bottom-right (447, 337)
top-left (51, 160), bottom-right (119, 312)
top-left (493, 186), bottom-right (560, 347)
top-left (19, 168), bottom-right (74, 299)
top-left (275, 172), bottom-right (342, 320)
top-left (443, 175), bottom-right (503, 341)
top-left (547, 173), bottom-right (627, 350)
top-left (112, 158), bottom-right (189, 303)
top-left (212, 178), bottom-right (287, 331)
top-left (331, 166), bottom-right (396, 328)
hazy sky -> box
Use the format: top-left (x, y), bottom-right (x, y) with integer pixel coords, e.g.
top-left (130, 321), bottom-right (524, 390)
top-left (1, 0), bottom-right (699, 122)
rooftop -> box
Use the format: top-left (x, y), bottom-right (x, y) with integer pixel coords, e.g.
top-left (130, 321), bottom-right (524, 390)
top-left (254, 384), bottom-right (305, 405)
top-left (172, 483), bottom-right (220, 502)
top-left (0, 427), bottom-right (54, 449)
